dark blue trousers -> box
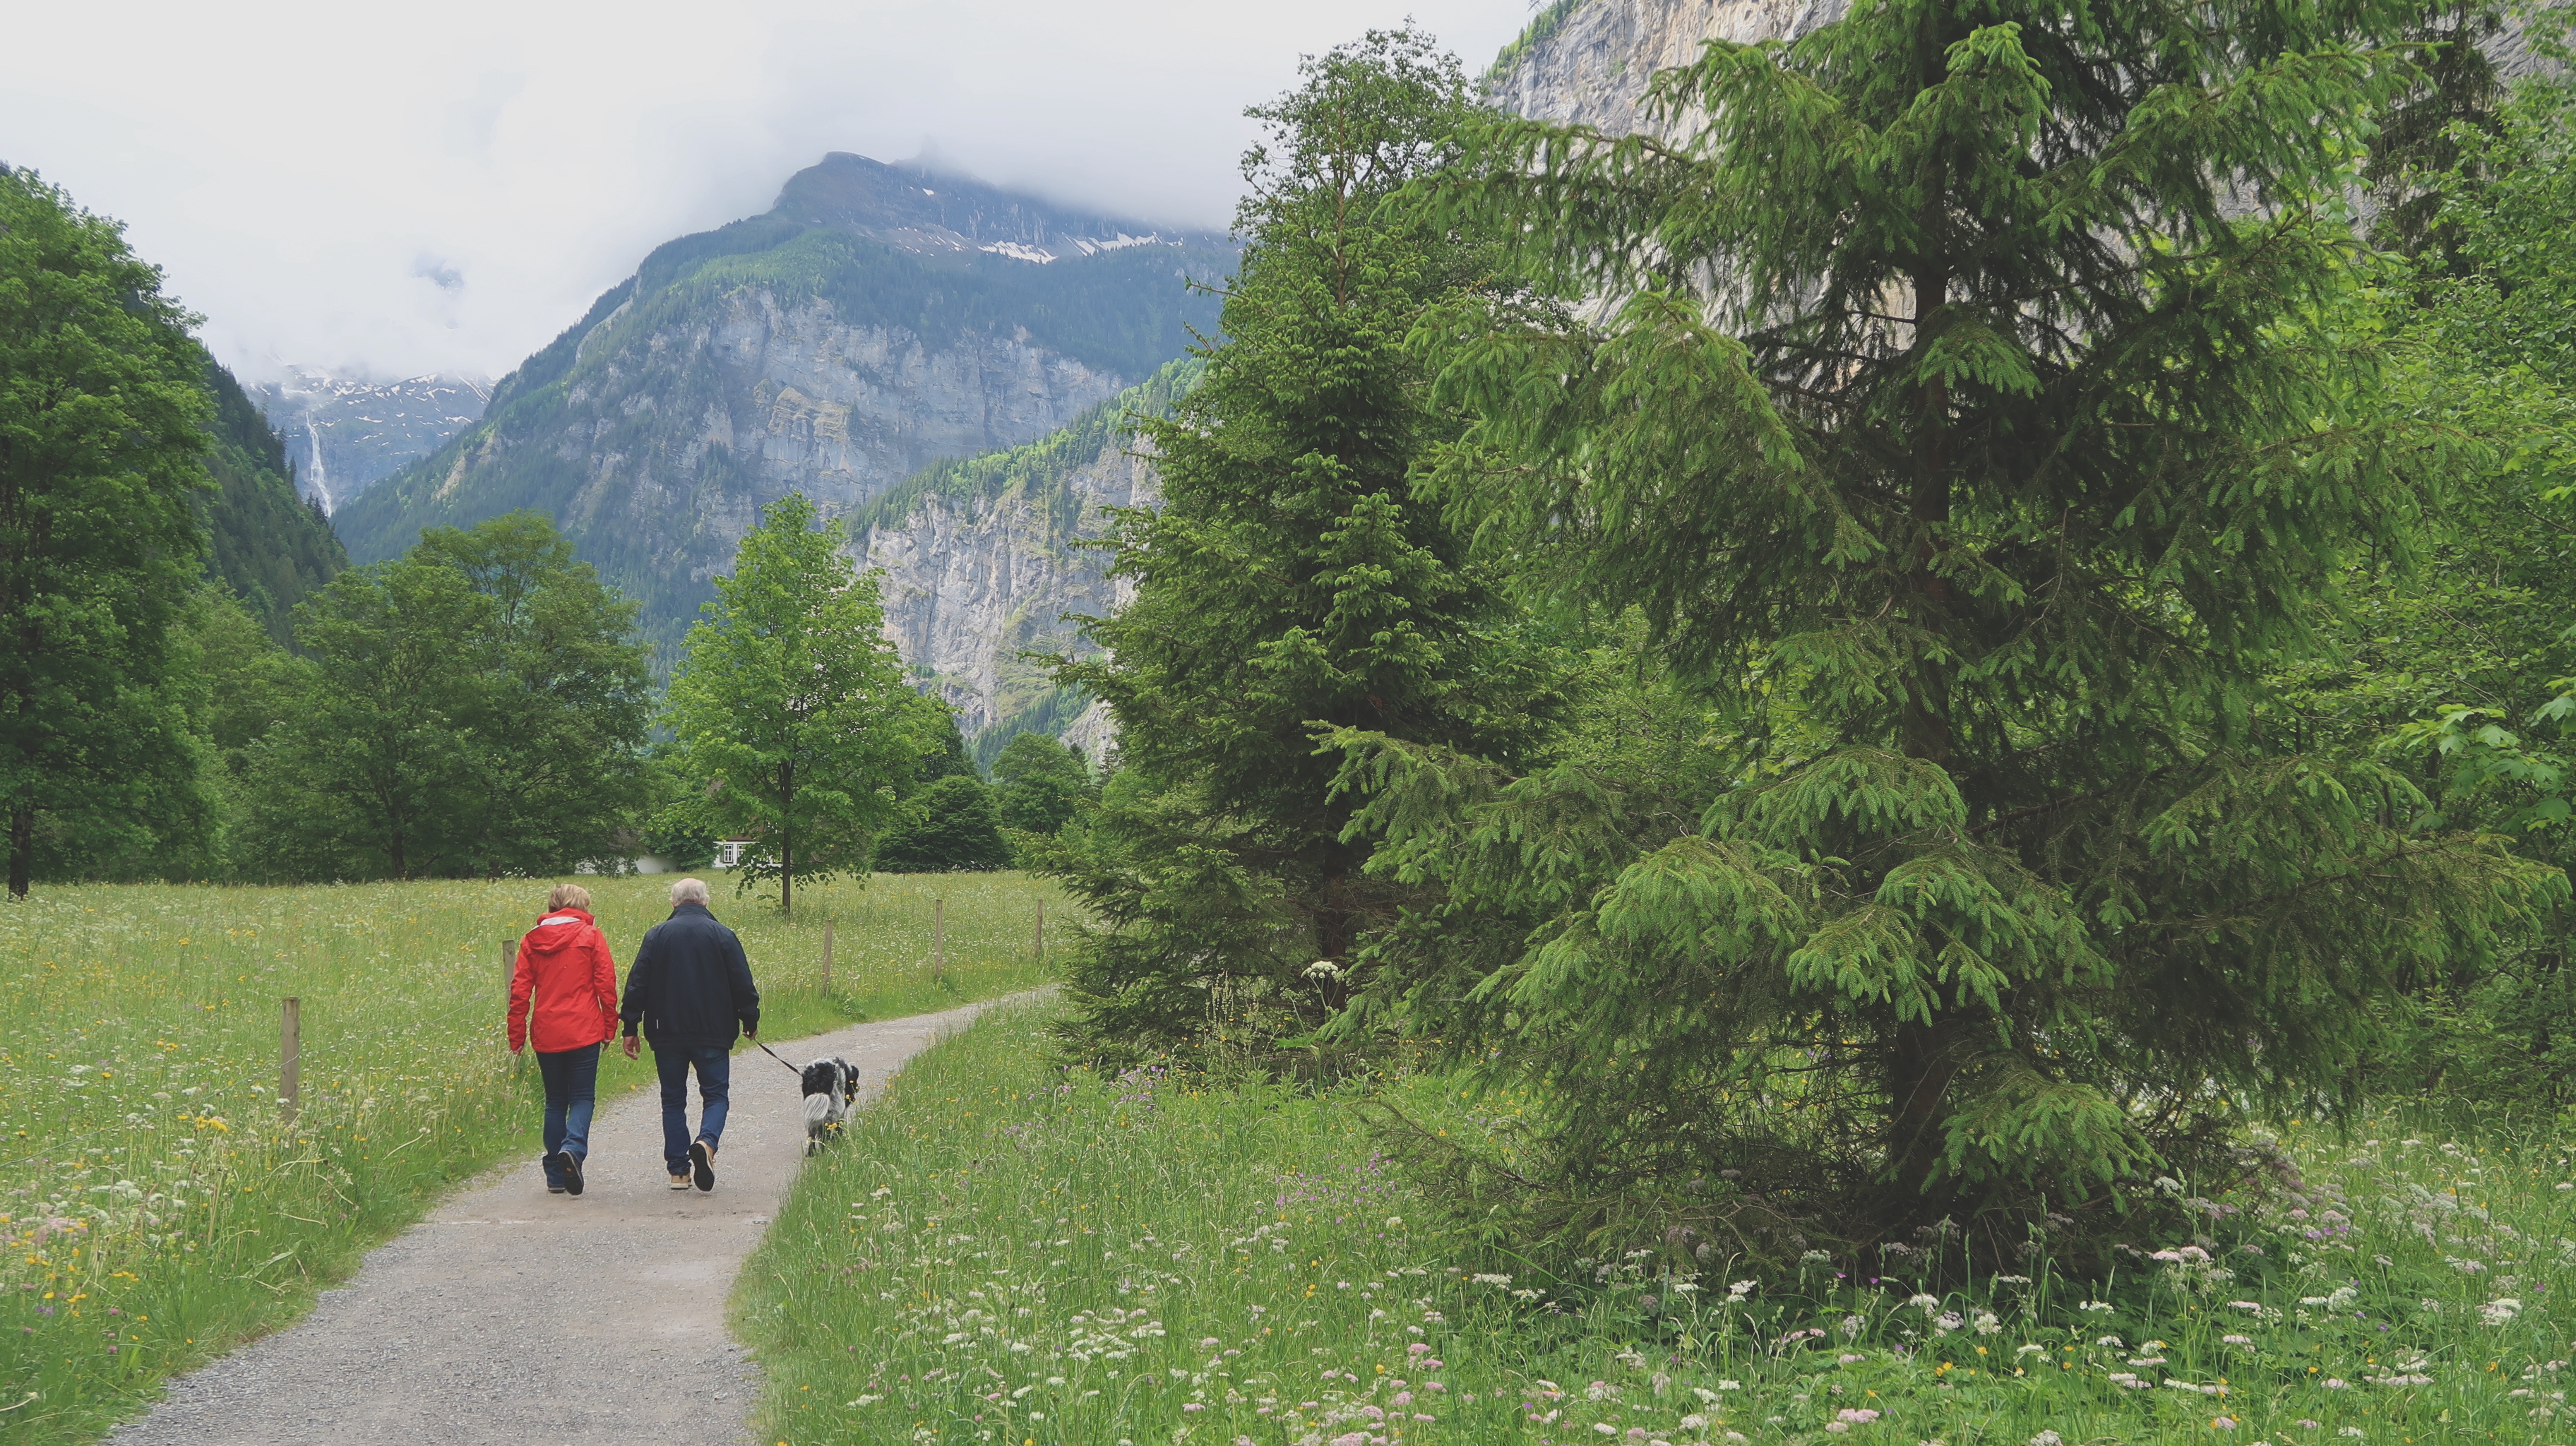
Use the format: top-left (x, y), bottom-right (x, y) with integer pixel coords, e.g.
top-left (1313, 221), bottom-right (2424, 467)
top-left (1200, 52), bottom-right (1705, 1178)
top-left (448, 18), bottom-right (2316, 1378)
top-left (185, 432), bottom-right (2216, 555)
top-left (536, 1042), bottom-right (601, 1187)
top-left (653, 1044), bottom-right (731, 1176)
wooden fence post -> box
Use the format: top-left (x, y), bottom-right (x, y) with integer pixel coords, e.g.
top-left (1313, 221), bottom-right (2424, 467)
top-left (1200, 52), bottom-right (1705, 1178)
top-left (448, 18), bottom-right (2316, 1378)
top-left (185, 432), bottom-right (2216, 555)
top-left (822, 918), bottom-right (835, 996)
top-left (280, 997), bottom-right (300, 1123)
top-left (934, 897), bottom-right (946, 986)
top-left (1035, 902), bottom-right (1044, 962)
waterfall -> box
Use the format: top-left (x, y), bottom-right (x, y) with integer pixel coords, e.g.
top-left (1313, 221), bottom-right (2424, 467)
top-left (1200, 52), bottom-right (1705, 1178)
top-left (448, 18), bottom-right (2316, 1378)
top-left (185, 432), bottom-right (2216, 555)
top-left (302, 415), bottom-right (333, 515)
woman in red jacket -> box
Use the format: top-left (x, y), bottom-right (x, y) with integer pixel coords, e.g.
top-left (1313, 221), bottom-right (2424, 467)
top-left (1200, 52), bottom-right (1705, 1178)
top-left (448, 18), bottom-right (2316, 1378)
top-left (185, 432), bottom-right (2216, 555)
top-left (508, 883), bottom-right (621, 1195)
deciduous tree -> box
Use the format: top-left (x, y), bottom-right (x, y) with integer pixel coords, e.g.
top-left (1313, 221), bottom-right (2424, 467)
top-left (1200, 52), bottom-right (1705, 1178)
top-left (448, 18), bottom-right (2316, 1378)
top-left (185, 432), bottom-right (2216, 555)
top-left (667, 494), bottom-right (928, 916)
top-left (0, 169), bottom-right (216, 897)
top-left (244, 512), bottom-right (649, 880)
top-left (874, 773), bottom-right (1013, 873)
top-left (992, 731), bottom-right (1091, 836)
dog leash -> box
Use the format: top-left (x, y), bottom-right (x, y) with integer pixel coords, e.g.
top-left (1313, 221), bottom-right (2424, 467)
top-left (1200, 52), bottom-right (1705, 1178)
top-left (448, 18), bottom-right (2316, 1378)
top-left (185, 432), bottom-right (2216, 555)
top-left (754, 1039), bottom-right (804, 1075)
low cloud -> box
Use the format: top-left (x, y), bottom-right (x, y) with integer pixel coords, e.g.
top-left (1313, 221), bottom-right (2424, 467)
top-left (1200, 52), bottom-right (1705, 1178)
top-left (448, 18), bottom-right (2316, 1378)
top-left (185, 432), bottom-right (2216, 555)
top-left (0, 0), bottom-right (1524, 384)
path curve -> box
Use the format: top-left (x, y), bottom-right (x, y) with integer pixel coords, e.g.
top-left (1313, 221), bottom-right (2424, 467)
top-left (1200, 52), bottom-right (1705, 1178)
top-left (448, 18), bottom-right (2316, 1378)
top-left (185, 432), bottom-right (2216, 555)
top-left (109, 996), bottom-right (1015, 1445)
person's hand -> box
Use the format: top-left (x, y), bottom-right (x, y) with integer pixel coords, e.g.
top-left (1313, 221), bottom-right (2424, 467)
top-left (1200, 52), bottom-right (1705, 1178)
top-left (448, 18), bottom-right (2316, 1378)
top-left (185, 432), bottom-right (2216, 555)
top-left (508, 1043), bottom-right (523, 1056)
top-left (744, 1027), bottom-right (757, 1041)
top-left (622, 1035), bottom-right (640, 1060)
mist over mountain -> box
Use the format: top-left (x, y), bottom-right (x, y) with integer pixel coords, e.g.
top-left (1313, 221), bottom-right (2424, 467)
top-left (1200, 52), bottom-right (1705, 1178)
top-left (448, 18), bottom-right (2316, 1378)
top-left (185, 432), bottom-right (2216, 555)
top-left (333, 152), bottom-right (1229, 688)
top-left (249, 369), bottom-right (490, 513)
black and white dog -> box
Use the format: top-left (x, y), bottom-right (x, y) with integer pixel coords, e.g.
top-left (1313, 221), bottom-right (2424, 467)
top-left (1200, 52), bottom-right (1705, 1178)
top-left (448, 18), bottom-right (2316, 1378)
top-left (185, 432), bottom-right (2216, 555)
top-left (801, 1056), bottom-right (859, 1154)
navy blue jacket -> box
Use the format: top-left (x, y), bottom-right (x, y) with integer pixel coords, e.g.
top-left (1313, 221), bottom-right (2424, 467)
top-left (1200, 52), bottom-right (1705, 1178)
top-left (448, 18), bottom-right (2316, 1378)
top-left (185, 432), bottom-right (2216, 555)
top-left (619, 902), bottom-right (760, 1047)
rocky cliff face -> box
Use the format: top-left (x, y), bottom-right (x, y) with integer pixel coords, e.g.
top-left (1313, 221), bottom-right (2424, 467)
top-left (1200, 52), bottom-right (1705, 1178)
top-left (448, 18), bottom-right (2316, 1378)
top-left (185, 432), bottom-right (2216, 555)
top-left (1485, 0), bottom-right (1844, 133)
top-left (858, 426), bottom-right (1154, 741)
top-left (249, 369), bottom-right (489, 513)
top-left (849, 366), bottom-right (1185, 758)
top-left (333, 153), bottom-right (1226, 666)
top-left (1486, 0), bottom-right (2558, 137)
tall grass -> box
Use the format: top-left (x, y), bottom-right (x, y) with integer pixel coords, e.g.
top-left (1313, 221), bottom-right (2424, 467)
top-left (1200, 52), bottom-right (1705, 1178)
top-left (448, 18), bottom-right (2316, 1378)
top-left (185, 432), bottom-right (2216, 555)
top-left (0, 870), bottom-right (1061, 1444)
top-left (741, 1002), bottom-right (2576, 1446)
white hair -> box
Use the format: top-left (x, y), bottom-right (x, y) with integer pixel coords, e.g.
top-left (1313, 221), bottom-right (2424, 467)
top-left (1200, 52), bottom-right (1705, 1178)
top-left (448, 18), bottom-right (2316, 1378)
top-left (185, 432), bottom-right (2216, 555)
top-left (670, 877), bottom-right (710, 906)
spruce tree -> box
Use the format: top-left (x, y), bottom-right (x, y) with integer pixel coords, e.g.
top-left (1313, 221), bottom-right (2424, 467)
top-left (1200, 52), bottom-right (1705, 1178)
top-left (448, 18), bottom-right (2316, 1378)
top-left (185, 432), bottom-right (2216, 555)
top-left (1046, 27), bottom-right (1561, 1052)
top-left (1344, 0), bottom-right (2560, 1244)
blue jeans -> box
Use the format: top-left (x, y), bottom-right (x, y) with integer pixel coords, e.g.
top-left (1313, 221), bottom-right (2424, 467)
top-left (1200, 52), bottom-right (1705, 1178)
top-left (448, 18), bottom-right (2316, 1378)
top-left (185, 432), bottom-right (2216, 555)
top-left (653, 1044), bottom-right (732, 1175)
top-left (536, 1043), bottom-right (601, 1186)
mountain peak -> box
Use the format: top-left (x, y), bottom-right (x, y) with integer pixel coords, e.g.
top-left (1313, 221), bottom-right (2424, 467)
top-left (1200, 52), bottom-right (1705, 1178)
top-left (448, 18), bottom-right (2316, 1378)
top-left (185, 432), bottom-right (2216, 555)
top-left (771, 152), bottom-right (1217, 262)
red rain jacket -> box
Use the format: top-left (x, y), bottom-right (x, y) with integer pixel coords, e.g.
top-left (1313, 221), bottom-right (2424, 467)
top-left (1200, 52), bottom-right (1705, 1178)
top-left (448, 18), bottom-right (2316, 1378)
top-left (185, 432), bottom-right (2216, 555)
top-left (508, 907), bottom-right (620, 1053)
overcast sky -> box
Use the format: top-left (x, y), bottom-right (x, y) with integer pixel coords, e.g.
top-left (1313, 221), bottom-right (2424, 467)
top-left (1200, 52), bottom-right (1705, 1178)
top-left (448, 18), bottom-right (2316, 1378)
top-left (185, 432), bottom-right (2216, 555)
top-left (1, 0), bottom-right (1529, 384)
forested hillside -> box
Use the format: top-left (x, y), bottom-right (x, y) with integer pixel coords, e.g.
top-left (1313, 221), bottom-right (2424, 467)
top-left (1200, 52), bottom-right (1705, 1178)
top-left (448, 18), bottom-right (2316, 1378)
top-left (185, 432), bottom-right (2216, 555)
top-left (199, 360), bottom-right (347, 643)
top-left (333, 153), bottom-right (1229, 662)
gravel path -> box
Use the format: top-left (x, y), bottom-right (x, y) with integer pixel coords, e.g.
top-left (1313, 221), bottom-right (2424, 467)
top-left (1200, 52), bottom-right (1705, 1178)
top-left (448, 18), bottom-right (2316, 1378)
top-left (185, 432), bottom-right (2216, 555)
top-left (108, 996), bottom-right (1013, 1445)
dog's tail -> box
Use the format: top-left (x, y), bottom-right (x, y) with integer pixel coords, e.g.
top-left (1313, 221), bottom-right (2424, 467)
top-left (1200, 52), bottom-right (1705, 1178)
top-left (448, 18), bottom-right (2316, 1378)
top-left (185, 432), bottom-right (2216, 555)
top-left (804, 1092), bottom-right (835, 1133)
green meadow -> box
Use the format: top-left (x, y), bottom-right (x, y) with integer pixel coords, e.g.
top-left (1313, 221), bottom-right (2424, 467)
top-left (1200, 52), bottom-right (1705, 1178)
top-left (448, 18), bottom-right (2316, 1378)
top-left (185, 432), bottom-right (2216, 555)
top-left (0, 871), bottom-right (1061, 1443)
top-left (743, 1001), bottom-right (2576, 1446)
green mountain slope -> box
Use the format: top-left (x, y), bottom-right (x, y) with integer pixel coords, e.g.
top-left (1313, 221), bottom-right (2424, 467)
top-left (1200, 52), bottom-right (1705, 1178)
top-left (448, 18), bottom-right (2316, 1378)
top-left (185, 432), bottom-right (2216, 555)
top-left (201, 359), bottom-right (347, 641)
top-left (334, 153), bottom-right (1229, 662)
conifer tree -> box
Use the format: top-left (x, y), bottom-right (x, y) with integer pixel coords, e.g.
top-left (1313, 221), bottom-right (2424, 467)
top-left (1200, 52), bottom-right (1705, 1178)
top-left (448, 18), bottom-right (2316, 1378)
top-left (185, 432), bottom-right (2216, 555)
top-left (1046, 27), bottom-right (1561, 1051)
top-left (1340, 0), bottom-right (2562, 1243)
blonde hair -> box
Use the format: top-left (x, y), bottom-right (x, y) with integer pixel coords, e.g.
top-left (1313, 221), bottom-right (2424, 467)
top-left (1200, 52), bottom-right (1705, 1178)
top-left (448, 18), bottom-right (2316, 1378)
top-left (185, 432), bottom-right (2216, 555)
top-left (547, 883), bottom-right (593, 913)
top-left (671, 877), bottom-right (710, 906)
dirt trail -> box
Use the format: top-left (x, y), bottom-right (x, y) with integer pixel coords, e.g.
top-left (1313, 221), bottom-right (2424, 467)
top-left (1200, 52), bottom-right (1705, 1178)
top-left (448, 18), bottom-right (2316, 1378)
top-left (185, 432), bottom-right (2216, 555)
top-left (109, 996), bottom-right (1010, 1445)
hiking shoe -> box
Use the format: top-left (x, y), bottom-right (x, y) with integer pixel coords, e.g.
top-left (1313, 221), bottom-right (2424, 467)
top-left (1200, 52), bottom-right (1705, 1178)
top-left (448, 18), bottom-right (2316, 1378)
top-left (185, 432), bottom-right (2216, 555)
top-left (669, 1172), bottom-right (692, 1190)
top-left (557, 1150), bottom-right (585, 1197)
top-left (547, 1183), bottom-right (568, 1195)
top-left (691, 1139), bottom-right (717, 1193)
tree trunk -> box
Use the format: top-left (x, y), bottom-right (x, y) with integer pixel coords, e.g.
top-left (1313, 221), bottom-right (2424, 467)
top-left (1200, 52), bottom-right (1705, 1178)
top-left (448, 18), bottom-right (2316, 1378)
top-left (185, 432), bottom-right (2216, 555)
top-left (8, 785), bottom-right (31, 900)
top-left (779, 760), bottom-right (794, 919)
top-left (1890, 120), bottom-right (1960, 1197)
top-left (1310, 869), bottom-right (1355, 1012)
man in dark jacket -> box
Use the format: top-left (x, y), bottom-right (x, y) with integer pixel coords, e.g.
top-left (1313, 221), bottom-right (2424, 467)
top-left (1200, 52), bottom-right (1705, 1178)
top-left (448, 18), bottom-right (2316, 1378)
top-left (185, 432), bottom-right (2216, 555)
top-left (620, 876), bottom-right (760, 1191)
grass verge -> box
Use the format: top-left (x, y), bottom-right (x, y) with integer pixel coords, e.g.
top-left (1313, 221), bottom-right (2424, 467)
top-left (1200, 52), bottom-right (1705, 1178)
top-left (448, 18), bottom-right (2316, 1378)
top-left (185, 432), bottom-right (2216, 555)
top-left (0, 869), bottom-right (1060, 1444)
top-left (740, 1000), bottom-right (2575, 1446)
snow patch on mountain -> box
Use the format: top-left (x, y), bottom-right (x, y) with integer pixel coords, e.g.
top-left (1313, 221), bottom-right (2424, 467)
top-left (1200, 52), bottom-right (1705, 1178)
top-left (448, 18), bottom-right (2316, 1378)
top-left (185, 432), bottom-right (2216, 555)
top-left (250, 367), bottom-right (491, 513)
top-left (981, 241), bottom-right (1060, 264)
